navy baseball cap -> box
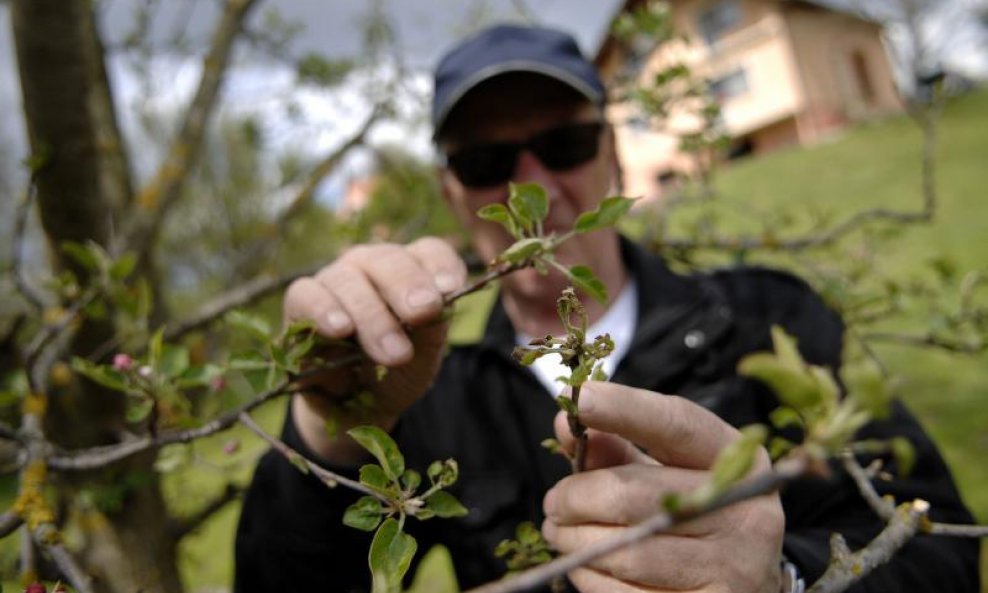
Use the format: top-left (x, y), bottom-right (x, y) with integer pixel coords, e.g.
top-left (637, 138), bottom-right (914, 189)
top-left (432, 24), bottom-right (606, 139)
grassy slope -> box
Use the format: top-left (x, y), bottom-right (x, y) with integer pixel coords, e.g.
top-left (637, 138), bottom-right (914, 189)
top-left (654, 88), bottom-right (988, 589)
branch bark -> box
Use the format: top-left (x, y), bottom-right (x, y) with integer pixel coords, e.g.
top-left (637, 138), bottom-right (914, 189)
top-left (806, 500), bottom-right (929, 593)
top-left (126, 0), bottom-right (261, 261)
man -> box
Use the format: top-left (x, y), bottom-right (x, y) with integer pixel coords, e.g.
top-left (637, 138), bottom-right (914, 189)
top-left (234, 24), bottom-right (979, 592)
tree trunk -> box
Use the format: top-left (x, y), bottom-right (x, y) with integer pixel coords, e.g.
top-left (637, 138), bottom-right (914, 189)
top-left (11, 1), bottom-right (182, 591)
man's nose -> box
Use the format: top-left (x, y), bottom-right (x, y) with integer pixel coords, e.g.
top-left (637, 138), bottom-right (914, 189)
top-left (513, 149), bottom-right (559, 192)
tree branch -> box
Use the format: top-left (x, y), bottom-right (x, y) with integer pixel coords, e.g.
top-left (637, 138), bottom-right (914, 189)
top-left (237, 411), bottom-right (386, 501)
top-left (34, 523), bottom-right (95, 593)
top-left (464, 457), bottom-right (806, 593)
top-left (164, 265), bottom-right (320, 342)
top-left (127, 0), bottom-right (261, 260)
top-left (859, 331), bottom-right (984, 354)
top-left (0, 511), bottom-right (24, 539)
top-left (806, 500), bottom-right (929, 593)
top-left (46, 354), bottom-right (361, 471)
top-left (10, 178), bottom-right (48, 311)
top-left (168, 483), bottom-right (242, 540)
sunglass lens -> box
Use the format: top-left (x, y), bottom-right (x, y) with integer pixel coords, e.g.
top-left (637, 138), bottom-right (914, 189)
top-left (531, 123), bottom-right (602, 171)
top-left (448, 144), bottom-right (518, 188)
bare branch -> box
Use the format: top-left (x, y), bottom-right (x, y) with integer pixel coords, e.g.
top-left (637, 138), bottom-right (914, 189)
top-left (806, 500), bottom-right (929, 593)
top-left (127, 0), bottom-right (261, 259)
top-left (169, 483), bottom-right (242, 540)
top-left (859, 331), bottom-right (984, 354)
top-left (843, 452), bottom-right (988, 538)
top-left (164, 265), bottom-right (320, 342)
top-left (237, 411), bottom-right (386, 501)
top-left (46, 354), bottom-right (361, 470)
top-left (0, 511), bottom-right (24, 539)
top-left (464, 457), bottom-right (806, 593)
top-left (35, 524), bottom-right (95, 593)
top-left (10, 179), bottom-right (48, 311)
top-left (841, 451), bottom-right (897, 519)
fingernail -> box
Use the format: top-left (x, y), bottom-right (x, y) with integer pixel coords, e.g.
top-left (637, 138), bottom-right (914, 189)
top-left (577, 385), bottom-right (594, 414)
top-left (434, 272), bottom-right (459, 293)
top-left (325, 311), bottom-right (351, 333)
top-left (380, 332), bottom-right (411, 361)
top-left (407, 287), bottom-right (439, 309)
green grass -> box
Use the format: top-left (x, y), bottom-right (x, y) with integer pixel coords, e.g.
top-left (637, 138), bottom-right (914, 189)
top-left (645, 87), bottom-right (988, 589)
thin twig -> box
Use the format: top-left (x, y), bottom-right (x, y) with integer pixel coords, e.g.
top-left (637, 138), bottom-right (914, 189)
top-left (236, 411), bottom-right (386, 502)
top-left (859, 331), bottom-right (984, 354)
top-left (10, 177), bottom-right (48, 311)
top-left (842, 452), bottom-right (988, 538)
top-left (32, 524), bottom-right (95, 593)
top-left (127, 0), bottom-right (261, 260)
top-left (463, 457), bottom-right (806, 593)
top-left (47, 354), bottom-right (361, 471)
top-left (164, 265), bottom-right (320, 342)
top-left (806, 500), bottom-right (929, 593)
top-left (0, 511), bottom-right (23, 539)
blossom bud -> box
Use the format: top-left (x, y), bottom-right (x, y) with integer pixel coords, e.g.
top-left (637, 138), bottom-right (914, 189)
top-left (138, 365), bottom-right (153, 378)
top-left (25, 583), bottom-right (46, 593)
top-left (223, 439), bottom-right (241, 455)
top-left (112, 353), bottom-right (134, 371)
top-left (210, 375), bottom-right (227, 392)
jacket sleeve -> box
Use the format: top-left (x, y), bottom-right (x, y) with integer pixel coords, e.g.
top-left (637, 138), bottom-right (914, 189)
top-left (726, 269), bottom-right (981, 591)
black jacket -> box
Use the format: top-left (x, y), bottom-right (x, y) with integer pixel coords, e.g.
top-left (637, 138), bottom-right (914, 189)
top-left (235, 239), bottom-right (980, 592)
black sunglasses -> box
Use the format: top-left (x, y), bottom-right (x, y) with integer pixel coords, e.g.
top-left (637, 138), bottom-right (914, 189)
top-left (445, 121), bottom-right (604, 188)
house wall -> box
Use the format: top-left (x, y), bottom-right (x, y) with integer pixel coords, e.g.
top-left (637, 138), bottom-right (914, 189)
top-left (781, 3), bottom-right (902, 143)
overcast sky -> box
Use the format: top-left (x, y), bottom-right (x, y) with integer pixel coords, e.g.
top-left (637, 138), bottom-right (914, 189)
top-left (2, 0), bottom-right (985, 204)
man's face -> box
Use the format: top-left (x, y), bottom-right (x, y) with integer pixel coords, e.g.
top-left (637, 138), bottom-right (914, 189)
top-left (438, 75), bottom-right (617, 306)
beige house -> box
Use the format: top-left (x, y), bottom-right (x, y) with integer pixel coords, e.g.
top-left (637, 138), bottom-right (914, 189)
top-left (598, 0), bottom-right (903, 200)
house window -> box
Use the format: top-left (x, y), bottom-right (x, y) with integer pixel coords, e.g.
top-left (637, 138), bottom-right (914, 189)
top-left (710, 68), bottom-right (750, 101)
top-left (697, 1), bottom-right (742, 46)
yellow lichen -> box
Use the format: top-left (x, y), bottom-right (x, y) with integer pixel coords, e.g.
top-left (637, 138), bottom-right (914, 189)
top-left (13, 460), bottom-right (56, 532)
top-left (22, 391), bottom-right (47, 416)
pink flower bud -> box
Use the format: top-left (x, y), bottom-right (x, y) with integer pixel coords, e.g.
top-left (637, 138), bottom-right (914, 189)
top-left (210, 375), bottom-right (227, 392)
top-left (223, 439), bottom-right (241, 455)
top-left (25, 583), bottom-right (46, 593)
top-left (112, 353), bottom-right (134, 371)
top-left (138, 365), bottom-right (153, 378)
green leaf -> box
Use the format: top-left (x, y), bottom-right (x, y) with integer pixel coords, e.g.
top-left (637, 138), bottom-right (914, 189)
top-left (157, 345), bottom-right (190, 379)
top-left (60, 241), bottom-right (101, 272)
top-left (109, 253), bottom-right (138, 280)
top-left (508, 182), bottom-right (549, 233)
top-left (348, 426), bottom-right (405, 482)
top-left (229, 354), bottom-right (271, 372)
top-left (477, 203), bottom-right (519, 237)
top-left (429, 459), bottom-right (459, 488)
top-left (369, 518), bottom-right (418, 593)
top-left (401, 469), bottom-right (421, 493)
top-left (175, 364), bottom-right (224, 389)
top-left (71, 358), bottom-right (128, 391)
top-left (707, 425), bottom-right (767, 493)
top-left (360, 464), bottom-right (395, 496)
top-left (890, 437), bottom-right (916, 477)
top-left (574, 196), bottom-right (634, 233)
top-left (497, 237), bottom-right (545, 264)
top-left (126, 398), bottom-right (154, 423)
top-left (287, 451), bottom-right (311, 475)
top-left (566, 265), bottom-right (608, 304)
top-left (738, 353), bottom-right (822, 411)
top-left (770, 326), bottom-right (805, 371)
top-left (843, 362), bottom-right (892, 420)
top-left (556, 395), bottom-right (578, 416)
top-left (424, 490), bottom-right (468, 518)
top-left (516, 521), bottom-right (541, 545)
top-left (344, 495), bottom-right (385, 531)
top-left (226, 310), bottom-right (273, 341)
top-left (769, 407), bottom-right (803, 430)
top-left (149, 327), bottom-right (165, 369)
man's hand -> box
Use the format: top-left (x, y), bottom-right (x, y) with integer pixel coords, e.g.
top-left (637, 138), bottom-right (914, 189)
top-left (283, 237), bottom-right (466, 464)
top-left (542, 382), bottom-right (785, 593)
